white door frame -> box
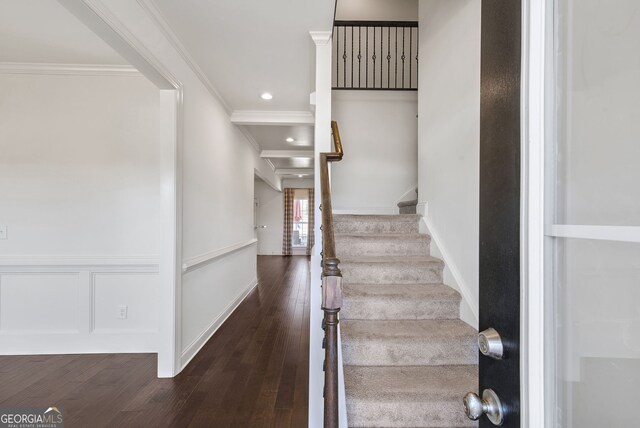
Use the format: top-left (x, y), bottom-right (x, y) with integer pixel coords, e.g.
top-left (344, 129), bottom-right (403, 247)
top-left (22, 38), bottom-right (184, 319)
top-left (57, 0), bottom-right (184, 377)
top-left (521, 0), bottom-right (547, 426)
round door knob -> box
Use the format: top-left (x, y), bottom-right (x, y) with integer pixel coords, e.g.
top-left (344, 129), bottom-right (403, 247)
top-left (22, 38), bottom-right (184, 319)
top-left (463, 389), bottom-right (504, 426)
top-left (478, 327), bottom-right (504, 359)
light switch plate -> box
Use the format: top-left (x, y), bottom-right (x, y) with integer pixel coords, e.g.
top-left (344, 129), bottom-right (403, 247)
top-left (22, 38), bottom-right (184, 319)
top-left (0, 225), bottom-right (6, 240)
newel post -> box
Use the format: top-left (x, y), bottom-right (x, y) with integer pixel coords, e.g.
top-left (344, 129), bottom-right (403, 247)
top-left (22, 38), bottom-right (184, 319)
top-left (322, 257), bottom-right (342, 428)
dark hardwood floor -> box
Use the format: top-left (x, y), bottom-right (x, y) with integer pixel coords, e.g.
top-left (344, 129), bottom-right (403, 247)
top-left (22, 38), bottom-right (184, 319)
top-left (0, 256), bottom-right (311, 427)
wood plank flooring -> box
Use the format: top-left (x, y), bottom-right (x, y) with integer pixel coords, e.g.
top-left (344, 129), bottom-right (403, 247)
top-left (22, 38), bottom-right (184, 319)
top-left (0, 256), bottom-right (311, 427)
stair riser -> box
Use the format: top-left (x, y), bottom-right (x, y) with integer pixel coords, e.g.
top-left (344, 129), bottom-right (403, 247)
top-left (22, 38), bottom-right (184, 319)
top-left (342, 337), bottom-right (477, 366)
top-left (334, 220), bottom-right (419, 235)
top-left (347, 399), bottom-right (477, 428)
top-left (335, 237), bottom-right (430, 257)
top-left (340, 263), bottom-right (443, 284)
top-left (342, 298), bottom-right (460, 320)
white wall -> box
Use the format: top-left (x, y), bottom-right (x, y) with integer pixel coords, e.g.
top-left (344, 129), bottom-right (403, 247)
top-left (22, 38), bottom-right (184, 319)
top-left (85, 0), bottom-right (281, 371)
top-left (0, 73), bottom-right (161, 353)
top-left (336, 0), bottom-right (418, 21)
top-left (417, 0), bottom-right (481, 327)
top-left (331, 91), bottom-right (418, 214)
top-left (254, 178), bottom-right (314, 256)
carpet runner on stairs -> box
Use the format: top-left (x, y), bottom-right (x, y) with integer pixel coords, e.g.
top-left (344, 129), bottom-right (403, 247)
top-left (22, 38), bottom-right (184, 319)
top-left (335, 214), bottom-right (478, 428)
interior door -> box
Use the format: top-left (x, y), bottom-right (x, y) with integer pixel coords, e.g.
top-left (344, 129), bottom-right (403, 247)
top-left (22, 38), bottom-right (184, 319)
top-left (470, 1), bottom-right (523, 427)
top-left (544, 0), bottom-right (640, 426)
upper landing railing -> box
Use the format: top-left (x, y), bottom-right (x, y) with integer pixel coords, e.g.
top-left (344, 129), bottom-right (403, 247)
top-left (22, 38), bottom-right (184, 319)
top-left (332, 21), bottom-right (419, 90)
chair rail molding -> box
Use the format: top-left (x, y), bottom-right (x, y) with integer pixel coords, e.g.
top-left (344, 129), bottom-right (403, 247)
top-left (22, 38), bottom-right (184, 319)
top-left (182, 238), bottom-right (258, 273)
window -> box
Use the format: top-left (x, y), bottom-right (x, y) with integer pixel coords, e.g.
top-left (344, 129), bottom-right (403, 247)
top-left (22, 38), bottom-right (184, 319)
top-left (292, 192), bottom-right (309, 248)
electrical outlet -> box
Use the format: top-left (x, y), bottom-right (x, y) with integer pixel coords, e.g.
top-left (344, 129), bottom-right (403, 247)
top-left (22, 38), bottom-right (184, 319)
top-left (0, 225), bottom-right (7, 240)
top-left (117, 305), bottom-right (128, 319)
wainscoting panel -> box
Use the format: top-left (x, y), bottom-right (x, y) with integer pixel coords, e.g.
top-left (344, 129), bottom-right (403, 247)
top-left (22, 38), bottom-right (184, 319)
top-left (0, 257), bottom-right (159, 355)
top-left (0, 273), bottom-right (80, 333)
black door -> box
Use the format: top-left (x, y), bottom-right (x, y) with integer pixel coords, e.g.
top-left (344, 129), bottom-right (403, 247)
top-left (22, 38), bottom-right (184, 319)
top-left (478, 1), bottom-right (522, 427)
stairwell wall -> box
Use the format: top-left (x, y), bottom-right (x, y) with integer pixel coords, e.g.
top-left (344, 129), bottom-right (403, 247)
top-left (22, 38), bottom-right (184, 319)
top-left (331, 91), bottom-right (418, 214)
top-left (417, 0), bottom-right (481, 327)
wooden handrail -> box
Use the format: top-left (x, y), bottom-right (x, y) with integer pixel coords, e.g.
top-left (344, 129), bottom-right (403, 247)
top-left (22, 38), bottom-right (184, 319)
top-left (321, 121), bottom-right (344, 428)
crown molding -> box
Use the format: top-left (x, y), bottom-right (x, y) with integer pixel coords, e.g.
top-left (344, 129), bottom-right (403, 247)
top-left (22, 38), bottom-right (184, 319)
top-left (236, 125), bottom-right (261, 153)
top-left (230, 110), bottom-right (315, 126)
top-left (136, 0), bottom-right (233, 114)
top-left (264, 159), bottom-right (277, 172)
top-left (0, 62), bottom-right (140, 76)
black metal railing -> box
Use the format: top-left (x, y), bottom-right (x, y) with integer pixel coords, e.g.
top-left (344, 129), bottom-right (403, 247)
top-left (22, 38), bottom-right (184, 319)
top-left (333, 21), bottom-right (418, 90)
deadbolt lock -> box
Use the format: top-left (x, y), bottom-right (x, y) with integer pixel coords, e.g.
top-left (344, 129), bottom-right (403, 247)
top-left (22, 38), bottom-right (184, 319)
top-left (478, 327), bottom-right (504, 359)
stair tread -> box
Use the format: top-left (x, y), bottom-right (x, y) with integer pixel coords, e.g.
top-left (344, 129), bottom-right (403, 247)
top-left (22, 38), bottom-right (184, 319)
top-left (342, 319), bottom-right (476, 341)
top-left (340, 255), bottom-right (442, 264)
top-left (344, 283), bottom-right (461, 301)
top-left (344, 364), bottom-right (477, 402)
top-left (334, 214), bottom-right (420, 221)
top-left (335, 233), bottom-right (428, 239)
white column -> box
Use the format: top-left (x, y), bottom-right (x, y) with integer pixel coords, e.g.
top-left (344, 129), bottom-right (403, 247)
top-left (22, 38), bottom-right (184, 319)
top-left (308, 30), bottom-right (332, 428)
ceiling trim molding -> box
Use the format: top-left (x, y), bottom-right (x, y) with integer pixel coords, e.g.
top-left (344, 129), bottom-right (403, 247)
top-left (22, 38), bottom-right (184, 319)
top-left (264, 159), bottom-right (277, 172)
top-left (0, 62), bottom-right (140, 76)
top-left (260, 150), bottom-right (314, 159)
top-left (236, 125), bottom-right (261, 153)
top-left (275, 168), bottom-right (314, 175)
top-left (230, 110), bottom-right (315, 126)
top-left (136, 0), bottom-right (233, 114)
top-left (309, 31), bottom-right (332, 45)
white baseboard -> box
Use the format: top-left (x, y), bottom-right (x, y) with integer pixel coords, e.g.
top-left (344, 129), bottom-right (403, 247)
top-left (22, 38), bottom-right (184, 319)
top-left (180, 278), bottom-right (258, 370)
top-left (421, 216), bottom-right (479, 328)
top-left (0, 331), bottom-right (157, 355)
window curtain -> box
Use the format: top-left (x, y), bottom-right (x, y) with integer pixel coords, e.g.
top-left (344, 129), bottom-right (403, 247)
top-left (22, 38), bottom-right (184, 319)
top-left (307, 188), bottom-right (315, 256)
top-left (282, 188), bottom-right (295, 256)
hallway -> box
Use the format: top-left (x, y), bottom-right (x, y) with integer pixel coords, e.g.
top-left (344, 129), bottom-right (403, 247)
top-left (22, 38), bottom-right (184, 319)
top-left (0, 256), bottom-right (310, 427)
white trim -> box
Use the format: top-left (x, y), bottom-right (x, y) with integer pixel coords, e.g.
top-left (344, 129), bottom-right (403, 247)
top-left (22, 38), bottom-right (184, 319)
top-left (135, 0), bottom-right (233, 114)
top-left (264, 159), bottom-right (277, 173)
top-left (180, 278), bottom-right (258, 369)
top-left (522, 0), bottom-right (547, 426)
top-left (260, 150), bottom-right (314, 159)
top-left (182, 239), bottom-right (258, 273)
top-left (0, 62), bottom-right (140, 76)
top-left (275, 168), bottom-right (314, 176)
top-left (237, 125), bottom-right (262, 153)
top-left (0, 255), bottom-right (158, 268)
top-left (421, 216), bottom-right (479, 327)
top-left (254, 168), bottom-right (281, 192)
top-left (546, 224), bottom-right (640, 243)
top-left (309, 31), bottom-right (332, 45)
top-left (230, 110), bottom-right (315, 126)
top-left (58, 0), bottom-right (179, 90)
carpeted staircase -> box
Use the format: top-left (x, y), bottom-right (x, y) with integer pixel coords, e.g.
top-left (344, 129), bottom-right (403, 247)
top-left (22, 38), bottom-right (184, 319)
top-left (335, 214), bottom-right (478, 428)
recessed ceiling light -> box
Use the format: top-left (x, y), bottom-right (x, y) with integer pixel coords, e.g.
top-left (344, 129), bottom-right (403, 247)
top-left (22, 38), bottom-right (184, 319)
top-left (286, 137), bottom-right (295, 143)
top-left (298, 174), bottom-right (304, 178)
top-left (260, 92), bottom-right (273, 100)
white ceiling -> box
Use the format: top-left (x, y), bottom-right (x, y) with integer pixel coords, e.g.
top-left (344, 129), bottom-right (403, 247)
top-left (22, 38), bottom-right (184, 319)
top-left (151, 0), bottom-right (335, 111)
top-left (0, 0), bottom-right (127, 65)
top-left (244, 125), bottom-right (314, 150)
